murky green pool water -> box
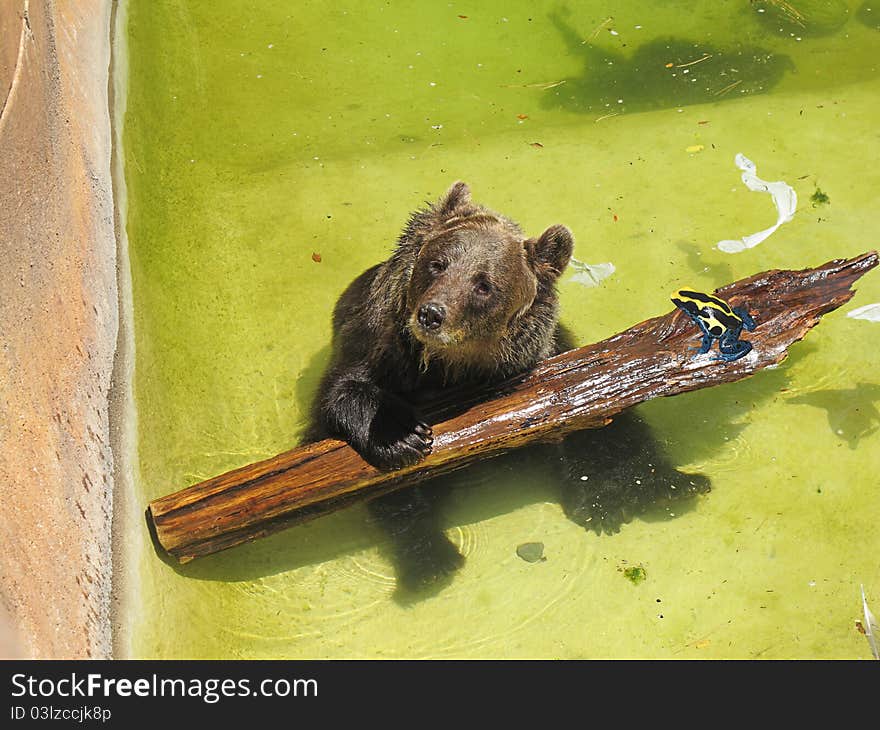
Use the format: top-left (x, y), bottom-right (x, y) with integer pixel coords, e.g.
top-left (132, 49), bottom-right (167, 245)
top-left (117, 0), bottom-right (880, 658)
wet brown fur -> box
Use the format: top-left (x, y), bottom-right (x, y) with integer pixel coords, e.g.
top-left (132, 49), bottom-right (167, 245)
top-left (308, 181), bottom-right (574, 463)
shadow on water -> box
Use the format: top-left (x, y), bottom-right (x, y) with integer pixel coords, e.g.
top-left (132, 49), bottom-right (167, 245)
top-left (293, 342), bottom-right (331, 432)
top-left (786, 381), bottom-right (880, 448)
top-left (749, 0), bottom-right (850, 38)
top-left (543, 9), bottom-right (795, 116)
top-left (676, 241), bottom-right (735, 283)
top-left (857, 1), bottom-right (880, 30)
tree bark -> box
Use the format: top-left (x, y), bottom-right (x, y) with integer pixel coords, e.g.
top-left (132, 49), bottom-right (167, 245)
top-left (148, 251), bottom-right (878, 563)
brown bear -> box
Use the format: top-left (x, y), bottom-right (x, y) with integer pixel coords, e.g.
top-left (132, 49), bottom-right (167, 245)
top-left (306, 182), bottom-right (709, 593)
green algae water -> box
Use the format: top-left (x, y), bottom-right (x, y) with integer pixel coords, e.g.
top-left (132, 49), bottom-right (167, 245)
top-left (118, 0), bottom-right (880, 658)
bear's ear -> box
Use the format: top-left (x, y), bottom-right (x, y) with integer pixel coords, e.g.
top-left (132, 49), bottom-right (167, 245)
top-left (435, 181), bottom-right (472, 217)
top-left (525, 224), bottom-right (573, 280)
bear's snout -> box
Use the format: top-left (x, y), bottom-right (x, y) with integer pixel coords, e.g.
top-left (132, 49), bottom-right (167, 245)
top-left (417, 302), bottom-right (446, 331)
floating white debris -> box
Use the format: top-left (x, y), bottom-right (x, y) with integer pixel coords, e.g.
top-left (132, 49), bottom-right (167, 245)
top-left (569, 257), bottom-right (615, 287)
top-left (717, 153), bottom-right (797, 253)
top-left (861, 585), bottom-right (879, 660)
top-left (847, 303), bottom-right (880, 322)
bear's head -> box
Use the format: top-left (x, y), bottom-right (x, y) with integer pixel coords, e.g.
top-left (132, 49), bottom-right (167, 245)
top-left (403, 182), bottom-right (573, 372)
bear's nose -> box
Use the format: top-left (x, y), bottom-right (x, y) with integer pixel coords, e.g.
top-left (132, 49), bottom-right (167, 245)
top-left (418, 302), bottom-right (446, 330)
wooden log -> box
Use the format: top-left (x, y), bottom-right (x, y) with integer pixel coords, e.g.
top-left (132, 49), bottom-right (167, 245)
top-left (148, 252), bottom-right (878, 563)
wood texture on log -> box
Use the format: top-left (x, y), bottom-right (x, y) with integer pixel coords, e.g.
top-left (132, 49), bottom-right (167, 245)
top-left (148, 252), bottom-right (878, 563)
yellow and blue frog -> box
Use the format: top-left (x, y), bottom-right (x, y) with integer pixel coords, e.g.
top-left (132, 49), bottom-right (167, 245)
top-left (671, 289), bottom-right (757, 362)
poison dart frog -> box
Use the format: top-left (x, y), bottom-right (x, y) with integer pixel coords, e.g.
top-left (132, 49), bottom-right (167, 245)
top-left (671, 289), bottom-right (757, 362)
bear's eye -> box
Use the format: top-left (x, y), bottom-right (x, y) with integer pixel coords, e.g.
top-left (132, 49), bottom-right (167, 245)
top-left (428, 260), bottom-right (447, 276)
top-left (473, 278), bottom-right (493, 297)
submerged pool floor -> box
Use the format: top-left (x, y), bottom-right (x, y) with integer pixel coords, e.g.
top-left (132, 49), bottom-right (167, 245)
top-left (119, 0), bottom-right (880, 658)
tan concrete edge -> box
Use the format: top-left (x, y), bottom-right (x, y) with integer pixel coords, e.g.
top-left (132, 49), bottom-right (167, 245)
top-left (0, 0), bottom-right (117, 658)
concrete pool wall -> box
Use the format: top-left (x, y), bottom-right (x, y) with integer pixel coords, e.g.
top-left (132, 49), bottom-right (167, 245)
top-left (0, 0), bottom-right (116, 658)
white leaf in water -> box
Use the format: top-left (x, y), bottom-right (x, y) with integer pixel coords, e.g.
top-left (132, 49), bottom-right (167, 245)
top-left (717, 153), bottom-right (797, 254)
top-left (569, 257), bottom-right (615, 287)
top-left (861, 585), bottom-right (879, 660)
top-left (846, 303), bottom-right (880, 322)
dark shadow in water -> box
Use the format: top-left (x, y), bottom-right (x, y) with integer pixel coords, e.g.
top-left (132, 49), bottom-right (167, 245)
top-left (856, 0), bottom-right (880, 30)
top-left (675, 241), bottom-right (735, 283)
top-left (786, 381), bottom-right (880, 448)
top-left (543, 9), bottom-right (794, 116)
top-left (857, 1), bottom-right (880, 29)
top-left (293, 342), bottom-right (331, 427)
top-left (749, 0), bottom-right (850, 38)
